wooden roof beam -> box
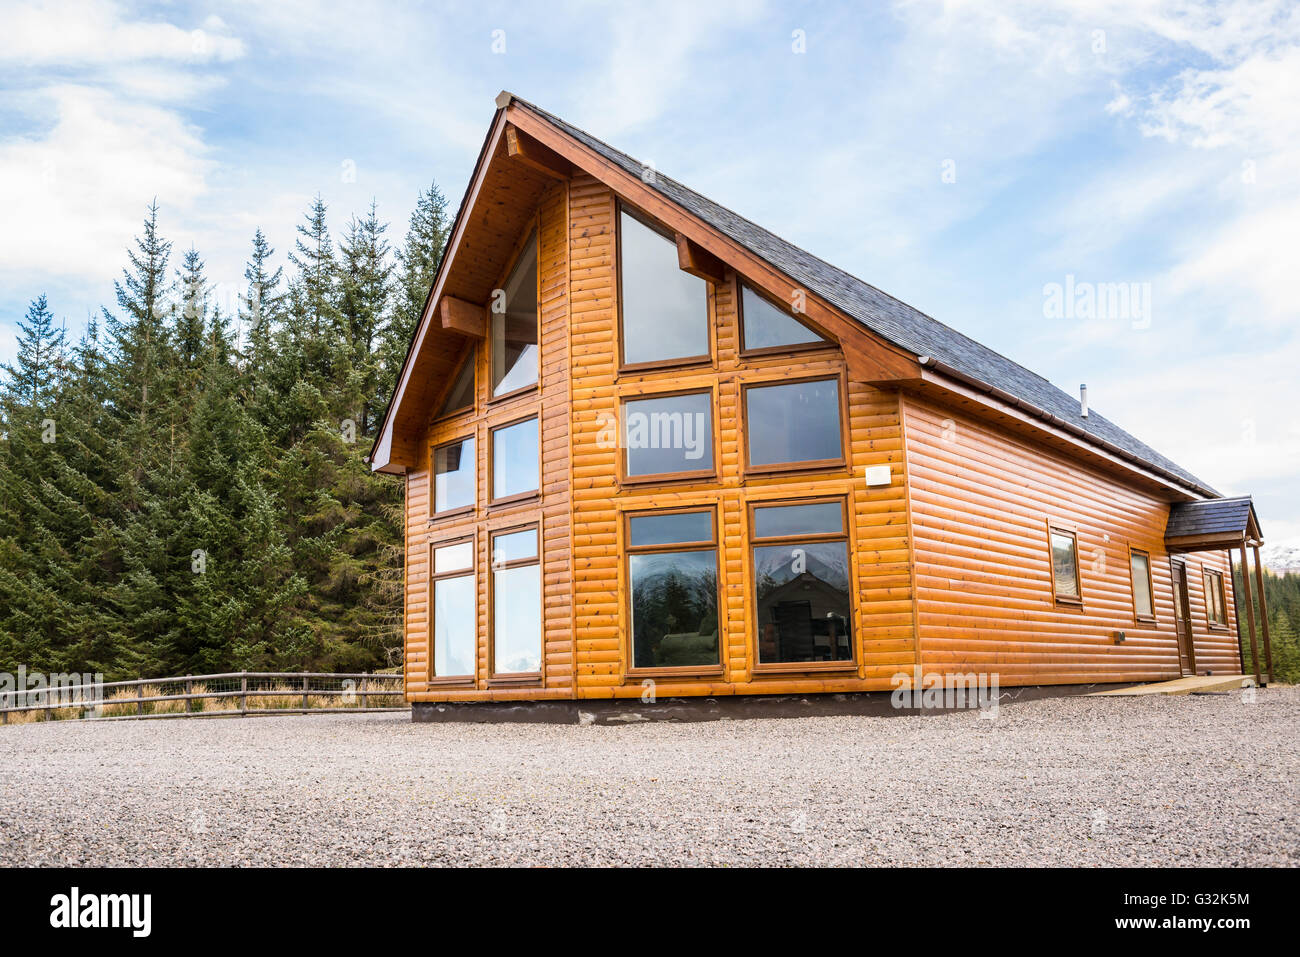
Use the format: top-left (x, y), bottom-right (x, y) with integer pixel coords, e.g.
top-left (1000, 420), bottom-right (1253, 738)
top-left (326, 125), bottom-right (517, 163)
top-left (440, 296), bottom-right (486, 337)
top-left (505, 124), bottom-right (571, 179)
top-left (676, 233), bottom-right (727, 285)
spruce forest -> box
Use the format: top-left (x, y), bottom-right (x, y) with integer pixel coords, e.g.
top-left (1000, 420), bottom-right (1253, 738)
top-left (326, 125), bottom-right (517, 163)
top-left (1234, 566), bottom-right (1300, 684)
top-left (0, 186), bottom-right (450, 680)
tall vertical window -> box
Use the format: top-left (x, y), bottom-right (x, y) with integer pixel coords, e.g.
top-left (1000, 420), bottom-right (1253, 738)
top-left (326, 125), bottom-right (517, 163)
top-left (739, 283), bottom-right (828, 353)
top-left (618, 209), bottom-right (709, 367)
top-left (436, 350), bottom-right (476, 418)
top-left (626, 510), bottom-right (720, 671)
top-left (491, 416), bottom-right (539, 503)
top-left (1130, 548), bottom-right (1154, 620)
top-left (751, 500), bottom-right (853, 666)
top-left (491, 230), bottom-right (538, 398)
top-left (743, 377), bottom-right (843, 469)
top-left (622, 391), bottom-right (714, 479)
top-left (1204, 569), bottom-right (1228, 626)
top-left (491, 527), bottom-right (542, 675)
top-left (430, 540), bottom-right (475, 680)
top-left (433, 437), bottom-right (475, 514)
top-left (1049, 527), bottom-right (1081, 602)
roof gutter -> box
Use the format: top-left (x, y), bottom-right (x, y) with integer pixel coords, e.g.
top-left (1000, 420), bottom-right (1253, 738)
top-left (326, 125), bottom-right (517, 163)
top-left (916, 355), bottom-right (1217, 500)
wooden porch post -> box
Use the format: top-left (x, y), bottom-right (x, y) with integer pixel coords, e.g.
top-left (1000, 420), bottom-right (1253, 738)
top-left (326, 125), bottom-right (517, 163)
top-left (1252, 544), bottom-right (1273, 684)
top-left (1238, 544), bottom-right (1262, 686)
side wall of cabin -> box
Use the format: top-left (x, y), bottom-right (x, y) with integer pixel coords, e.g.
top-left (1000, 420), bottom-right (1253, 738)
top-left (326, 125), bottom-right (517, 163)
top-left (901, 394), bottom-right (1240, 684)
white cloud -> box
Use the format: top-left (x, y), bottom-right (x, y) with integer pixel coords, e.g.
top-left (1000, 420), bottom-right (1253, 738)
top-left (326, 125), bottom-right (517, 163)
top-left (0, 0), bottom-right (245, 65)
top-left (0, 85), bottom-right (210, 287)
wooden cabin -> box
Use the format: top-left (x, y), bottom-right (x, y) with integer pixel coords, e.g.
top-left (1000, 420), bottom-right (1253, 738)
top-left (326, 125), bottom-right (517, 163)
top-left (370, 92), bottom-right (1273, 715)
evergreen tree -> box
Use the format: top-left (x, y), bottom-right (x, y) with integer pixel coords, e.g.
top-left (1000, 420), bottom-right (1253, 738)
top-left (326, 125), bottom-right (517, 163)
top-left (2, 295), bottom-right (65, 405)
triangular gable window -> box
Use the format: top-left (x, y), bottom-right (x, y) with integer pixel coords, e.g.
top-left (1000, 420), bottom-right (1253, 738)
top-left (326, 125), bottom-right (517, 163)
top-left (437, 349), bottom-right (476, 418)
top-left (739, 283), bottom-right (829, 353)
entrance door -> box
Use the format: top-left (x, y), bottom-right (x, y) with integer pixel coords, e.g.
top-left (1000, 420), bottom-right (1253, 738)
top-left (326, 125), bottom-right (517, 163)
top-left (1171, 561), bottom-right (1196, 676)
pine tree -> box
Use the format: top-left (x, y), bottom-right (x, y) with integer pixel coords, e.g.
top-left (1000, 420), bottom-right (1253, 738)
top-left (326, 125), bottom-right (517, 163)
top-left (2, 295), bottom-right (66, 405)
top-left (338, 200), bottom-right (392, 436)
top-left (382, 181), bottom-right (449, 409)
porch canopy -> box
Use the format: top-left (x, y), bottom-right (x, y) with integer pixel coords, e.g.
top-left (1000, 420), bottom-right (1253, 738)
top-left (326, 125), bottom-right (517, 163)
top-left (1165, 496), bottom-right (1271, 684)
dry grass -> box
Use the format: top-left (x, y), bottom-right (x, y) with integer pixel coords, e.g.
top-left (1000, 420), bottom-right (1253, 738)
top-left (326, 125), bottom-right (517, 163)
top-left (3, 674), bottom-right (406, 726)
top-left (193, 682), bottom-right (239, 713)
top-left (245, 682), bottom-right (301, 711)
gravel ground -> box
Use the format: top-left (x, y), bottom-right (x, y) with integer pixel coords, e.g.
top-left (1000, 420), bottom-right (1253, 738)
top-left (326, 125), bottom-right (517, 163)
top-left (2, 686), bottom-right (1297, 866)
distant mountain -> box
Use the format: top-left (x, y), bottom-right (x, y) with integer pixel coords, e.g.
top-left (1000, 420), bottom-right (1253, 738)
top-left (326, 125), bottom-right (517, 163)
top-left (1260, 541), bottom-right (1300, 575)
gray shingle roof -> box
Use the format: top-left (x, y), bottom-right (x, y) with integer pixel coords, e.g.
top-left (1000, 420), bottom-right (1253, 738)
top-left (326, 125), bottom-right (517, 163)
top-left (1166, 497), bottom-right (1259, 540)
top-left (514, 95), bottom-right (1217, 497)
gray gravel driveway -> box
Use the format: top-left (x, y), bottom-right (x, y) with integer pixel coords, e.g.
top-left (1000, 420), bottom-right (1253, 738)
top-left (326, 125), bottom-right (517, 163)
top-left (2, 686), bottom-right (1296, 866)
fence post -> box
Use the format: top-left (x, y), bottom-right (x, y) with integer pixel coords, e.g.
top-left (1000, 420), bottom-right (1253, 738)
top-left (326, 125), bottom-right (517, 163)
top-left (185, 676), bottom-right (193, 714)
top-left (240, 674), bottom-right (248, 716)
top-left (136, 685), bottom-right (143, 716)
top-left (302, 675), bottom-right (309, 711)
top-left (361, 681), bottom-right (368, 710)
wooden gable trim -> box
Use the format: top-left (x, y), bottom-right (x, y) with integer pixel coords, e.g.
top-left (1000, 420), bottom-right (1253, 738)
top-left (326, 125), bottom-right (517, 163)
top-left (370, 109), bottom-right (510, 473)
top-left (503, 102), bottom-right (921, 386)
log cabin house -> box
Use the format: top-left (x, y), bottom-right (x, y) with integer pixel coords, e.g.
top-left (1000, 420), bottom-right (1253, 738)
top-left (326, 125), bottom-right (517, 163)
top-left (370, 92), bottom-right (1273, 717)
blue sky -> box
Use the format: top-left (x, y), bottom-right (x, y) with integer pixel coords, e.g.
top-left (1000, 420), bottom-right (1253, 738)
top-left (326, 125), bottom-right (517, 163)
top-left (1, 0), bottom-right (1297, 547)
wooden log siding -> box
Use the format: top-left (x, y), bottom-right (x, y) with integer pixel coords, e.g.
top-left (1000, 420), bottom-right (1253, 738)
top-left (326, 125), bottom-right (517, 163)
top-left (902, 395), bottom-right (1238, 685)
top-left (407, 176), bottom-right (920, 702)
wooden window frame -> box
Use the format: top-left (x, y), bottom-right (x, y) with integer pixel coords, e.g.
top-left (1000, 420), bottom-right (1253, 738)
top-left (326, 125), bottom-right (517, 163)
top-left (487, 217), bottom-right (542, 406)
top-left (736, 278), bottom-right (836, 359)
top-left (487, 523), bottom-right (544, 685)
top-left (615, 201), bottom-right (715, 376)
top-left (618, 386), bottom-right (718, 487)
top-left (739, 372), bottom-right (849, 477)
top-left (747, 496), bottom-right (858, 675)
top-left (487, 413), bottom-right (542, 508)
top-left (1204, 568), bottom-right (1229, 629)
top-left (1128, 545), bottom-right (1156, 624)
top-left (427, 533), bottom-right (477, 687)
top-left (431, 344), bottom-right (477, 425)
top-left (1047, 523), bottom-right (1083, 606)
top-left (429, 433), bottom-right (476, 523)
top-left (622, 506), bottom-right (724, 680)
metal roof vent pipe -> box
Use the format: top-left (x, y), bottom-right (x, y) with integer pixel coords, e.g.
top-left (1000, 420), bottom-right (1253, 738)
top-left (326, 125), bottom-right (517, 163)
top-left (1080, 384), bottom-right (1089, 418)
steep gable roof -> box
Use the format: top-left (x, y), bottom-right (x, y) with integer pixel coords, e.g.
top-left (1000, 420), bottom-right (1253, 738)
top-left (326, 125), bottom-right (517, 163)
top-left (511, 96), bottom-right (1214, 497)
top-left (372, 93), bottom-right (1219, 501)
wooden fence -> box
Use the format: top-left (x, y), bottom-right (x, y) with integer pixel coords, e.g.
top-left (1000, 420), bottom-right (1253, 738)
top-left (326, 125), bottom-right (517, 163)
top-left (0, 672), bottom-right (406, 724)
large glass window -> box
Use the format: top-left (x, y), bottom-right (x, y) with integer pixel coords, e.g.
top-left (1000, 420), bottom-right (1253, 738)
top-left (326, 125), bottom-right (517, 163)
top-left (430, 540), bottom-right (475, 680)
top-left (623, 391), bottom-right (713, 478)
top-left (491, 527), bottom-right (542, 675)
top-left (619, 210), bottom-right (709, 367)
top-left (437, 350), bottom-right (475, 418)
top-left (744, 378), bottom-right (842, 469)
top-left (491, 417), bottom-right (539, 502)
top-left (1130, 549), bottom-right (1154, 620)
top-left (1204, 569), bottom-right (1227, 626)
top-left (491, 230), bottom-right (538, 397)
top-left (1049, 527), bottom-right (1081, 602)
top-left (751, 501), bottom-right (853, 666)
top-left (433, 437), bottom-right (475, 514)
top-left (740, 283), bottom-right (828, 353)
top-left (627, 510), bottom-right (719, 670)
